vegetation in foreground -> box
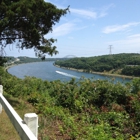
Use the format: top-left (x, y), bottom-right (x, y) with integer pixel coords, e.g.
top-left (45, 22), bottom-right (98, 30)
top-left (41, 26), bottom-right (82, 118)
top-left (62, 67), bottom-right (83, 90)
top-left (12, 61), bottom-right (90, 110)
top-left (0, 66), bottom-right (140, 140)
top-left (55, 53), bottom-right (140, 77)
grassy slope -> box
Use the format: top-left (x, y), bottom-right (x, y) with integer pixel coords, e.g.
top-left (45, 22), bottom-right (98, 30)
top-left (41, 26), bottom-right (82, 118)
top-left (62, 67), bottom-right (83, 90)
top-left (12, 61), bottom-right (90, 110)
top-left (0, 93), bottom-right (36, 140)
top-left (0, 110), bottom-right (20, 140)
top-left (0, 93), bottom-right (70, 140)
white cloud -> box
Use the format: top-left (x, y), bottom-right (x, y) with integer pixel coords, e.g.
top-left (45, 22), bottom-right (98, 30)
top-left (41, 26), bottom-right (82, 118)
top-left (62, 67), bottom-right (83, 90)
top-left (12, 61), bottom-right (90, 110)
top-left (105, 34), bottom-right (140, 54)
top-left (48, 21), bottom-right (87, 37)
top-left (71, 3), bottom-right (115, 19)
top-left (46, 2), bottom-right (114, 20)
top-left (107, 34), bottom-right (140, 47)
top-left (71, 8), bottom-right (97, 19)
top-left (49, 23), bottom-right (75, 37)
top-left (128, 34), bottom-right (140, 39)
top-left (103, 22), bottom-right (140, 34)
top-left (99, 3), bottom-right (115, 18)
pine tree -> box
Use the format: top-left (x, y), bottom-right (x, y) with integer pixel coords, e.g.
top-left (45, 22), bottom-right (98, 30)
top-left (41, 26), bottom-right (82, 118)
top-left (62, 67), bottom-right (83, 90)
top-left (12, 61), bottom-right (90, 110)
top-left (0, 0), bottom-right (69, 58)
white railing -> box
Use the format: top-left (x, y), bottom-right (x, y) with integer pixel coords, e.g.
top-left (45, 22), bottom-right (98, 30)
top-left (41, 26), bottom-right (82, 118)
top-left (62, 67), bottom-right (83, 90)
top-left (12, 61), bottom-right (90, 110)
top-left (0, 85), bottom-right (38, 140)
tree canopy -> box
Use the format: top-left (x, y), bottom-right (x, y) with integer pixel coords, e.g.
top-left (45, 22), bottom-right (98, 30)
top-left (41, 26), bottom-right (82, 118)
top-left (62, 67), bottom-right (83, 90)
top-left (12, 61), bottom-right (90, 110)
top-left (0, 0), bottom-right (69, 58)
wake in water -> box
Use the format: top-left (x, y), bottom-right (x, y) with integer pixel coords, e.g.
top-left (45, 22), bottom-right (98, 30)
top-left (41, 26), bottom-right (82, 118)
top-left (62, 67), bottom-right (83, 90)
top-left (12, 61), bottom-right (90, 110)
top-left (56, 71), bottom-right (80, 79)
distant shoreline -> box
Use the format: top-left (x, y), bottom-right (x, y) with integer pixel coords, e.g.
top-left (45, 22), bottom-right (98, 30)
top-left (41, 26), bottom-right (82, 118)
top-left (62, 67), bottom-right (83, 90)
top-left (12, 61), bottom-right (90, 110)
top-left (5, 61), bottom-right (44, 71)
top-left (6, 62), bottom-right (136, 80)
top-left (54, 64), bottom-right (135, 79)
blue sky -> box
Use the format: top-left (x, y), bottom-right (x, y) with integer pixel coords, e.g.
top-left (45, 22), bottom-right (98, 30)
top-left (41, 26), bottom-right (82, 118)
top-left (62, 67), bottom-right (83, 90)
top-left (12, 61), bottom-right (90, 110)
top-left (5, 0), bottom-right (140, 58)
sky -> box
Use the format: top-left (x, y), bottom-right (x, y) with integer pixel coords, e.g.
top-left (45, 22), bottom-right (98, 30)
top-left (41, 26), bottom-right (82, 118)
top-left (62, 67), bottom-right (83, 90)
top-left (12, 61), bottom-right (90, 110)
top-left (5, 0), bottom-right (140, 58)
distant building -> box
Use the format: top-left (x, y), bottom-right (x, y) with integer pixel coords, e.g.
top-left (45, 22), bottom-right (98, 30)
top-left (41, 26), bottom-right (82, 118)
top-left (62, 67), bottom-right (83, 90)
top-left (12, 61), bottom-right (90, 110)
top-left (15, 58), bottom-right (20, 61)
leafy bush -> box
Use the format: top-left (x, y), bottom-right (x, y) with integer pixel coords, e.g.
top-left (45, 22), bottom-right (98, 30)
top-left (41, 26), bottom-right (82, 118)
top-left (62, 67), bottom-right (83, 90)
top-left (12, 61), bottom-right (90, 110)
top-left (0, 66), bottom-right (140, 139)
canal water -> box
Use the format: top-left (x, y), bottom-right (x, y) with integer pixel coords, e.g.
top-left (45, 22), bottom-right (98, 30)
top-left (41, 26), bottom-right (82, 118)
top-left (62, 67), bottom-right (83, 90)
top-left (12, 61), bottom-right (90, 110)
top-left (8, 61), bottom-right (131, 83)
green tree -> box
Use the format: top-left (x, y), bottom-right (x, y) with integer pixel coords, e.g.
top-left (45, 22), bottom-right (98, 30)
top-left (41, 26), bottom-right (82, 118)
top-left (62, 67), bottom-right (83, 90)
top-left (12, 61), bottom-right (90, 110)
top-left (0, 57), bottom-right (7, 66)
top-left (0, 0), bottom-right (69, 59)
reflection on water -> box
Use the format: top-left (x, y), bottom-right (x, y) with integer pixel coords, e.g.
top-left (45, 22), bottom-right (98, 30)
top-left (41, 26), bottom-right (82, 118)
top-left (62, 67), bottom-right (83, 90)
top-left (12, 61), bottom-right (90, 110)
top-left (56, 71), bottom-right (80, 79)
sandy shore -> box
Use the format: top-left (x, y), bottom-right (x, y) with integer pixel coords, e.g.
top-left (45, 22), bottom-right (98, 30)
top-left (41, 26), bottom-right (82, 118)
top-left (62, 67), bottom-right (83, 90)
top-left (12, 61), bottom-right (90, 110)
top-left (5, 64), bottom-right (17, 71)
top-left (55, 65), bottom-right (135, 79)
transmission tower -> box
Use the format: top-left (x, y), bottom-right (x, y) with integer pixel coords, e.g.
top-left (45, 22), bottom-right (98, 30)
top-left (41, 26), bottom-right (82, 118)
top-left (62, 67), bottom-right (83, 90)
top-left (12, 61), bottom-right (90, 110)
top-left (109, 45), bottom-right (113, 55)
top-left (0, 47), bottom-right (5, 56)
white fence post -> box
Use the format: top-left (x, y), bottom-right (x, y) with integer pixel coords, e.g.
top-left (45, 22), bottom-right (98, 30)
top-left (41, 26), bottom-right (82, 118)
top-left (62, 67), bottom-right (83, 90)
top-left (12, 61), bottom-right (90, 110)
top-left (0, 85), bottom-right (38, 139)
top-left (0, 85), bottom-right (3, 113)
top-left (24, 113), bottom-right (38, 137)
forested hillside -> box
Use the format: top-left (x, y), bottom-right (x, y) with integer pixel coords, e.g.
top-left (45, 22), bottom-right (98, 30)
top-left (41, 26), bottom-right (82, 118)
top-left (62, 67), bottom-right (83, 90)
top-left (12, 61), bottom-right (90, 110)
top-left (55, 53), bottom-right (140, 77)
top-left (1, 56), bottom-right (66, 67)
